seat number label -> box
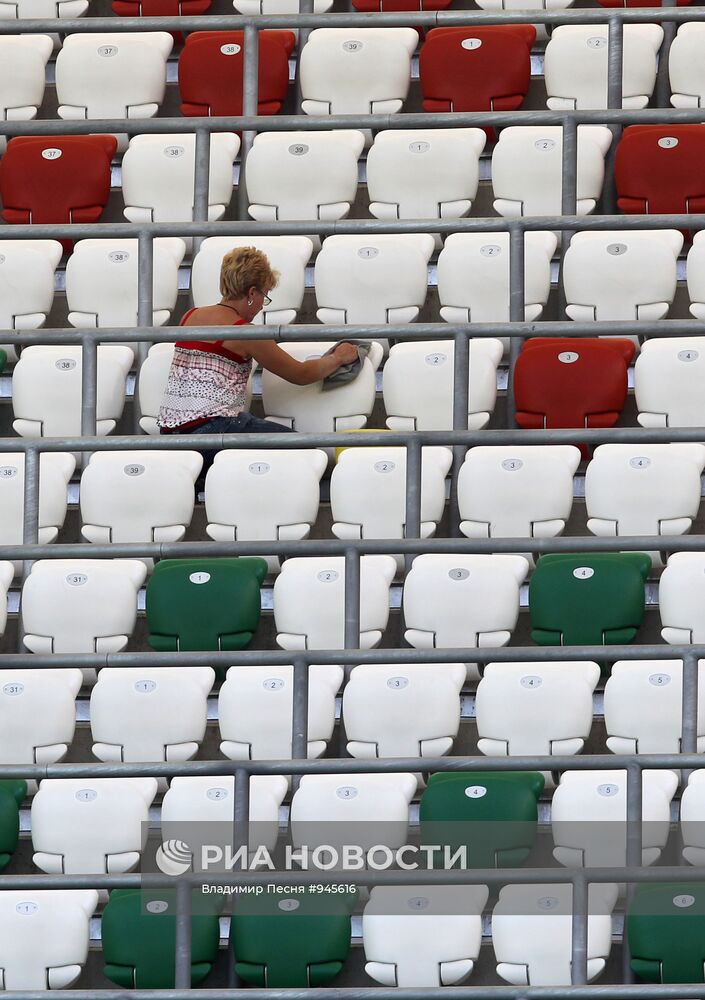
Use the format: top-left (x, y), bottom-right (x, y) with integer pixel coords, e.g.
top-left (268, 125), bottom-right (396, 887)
top-left (358, 247), bottom-right (379, 259)
top-left (279, 898), bottom-right (300, 910)
top-left (387, 676), bottom-right (408, 689)
top-left (480, 244), bottom-right (501, 257)
top-left (220, 43), bottom-right (241, 54)
top-left (134, 679), bottom-right (157, 694)
top-left (409, 141), bottom-right (430, 154)
top-left (538, 896), bottom-right (559, 909)
top-left (534, 139), bottom-right (556, 152)
top-left (76, 789), bottom-right (97, 802)
top-left (42, 148), bottom-right (62, 160)
top-left (674, 894), bottom-right (695, 907)
top-left (607, 243), bottom-right (627, 255)
top-left (263, 677), bottom-right (285, 691)
top-left (679, 350), bottom-right (699, 362)
top-left (336, 786), bottom-right (358, 799)
top-left (558, 352), bottom-right (579, 364)
top-left (501, 458), bottom-right (523, 471)
top-left (649, 673), bottom-right (671, 686)
top-left (342, 40), bottom-right (363, 51)
top-left (465, 785), bottom-right (487, 798)
top-left (573, 566), bottom-right (594, 580)
top-left (407, 896), bottom-right (430, 909)
top-left (16, 902), bottom-right (38, 915)
top-left (597, 783), bottom-right (619, 796)
top-left (147, 900), bottom-right (169, 913)
top-left (189, 572), bottom-right (211, 584)
top-left (317, 570), bottom-right (339, 583)
top-left (98, 45), bottom-right (118, 56)
top-left (109, 251), bottom-right (130, 263)
top-left (0, 467), bottom-right (17, 478)
top-left (164, 146), bottom-right (185, 158)
top-left (56, 358), bottom-right (77, 371)
top-left (520, 675), bottom-right (542, 688)
top-left (207, 787), bottom-right (229, 800)
top-left (461, 37), bottom-right (482, 49)
top-left (425, 352), bottom-right (447, 365)
top-left (630, 456), bottom-right (651, 469)
top-left (124, 464), bottom-right (145, 476)
top-left (3, 683), bottom-right (23, 696)
top-left (66, 573), bottom-right (88, 586)
top-left (448, 568), bottom-right (469, 580)
top-left (586, 36), bottom-right (606, 48)
top-left (249, 462), bottom-right (270, 475)
top-left (374, 461), bottom-right (395, 473)
top-left (658, 137), bottom-right (679, 149)
top-left (289, 144), bottom-right (309, 156)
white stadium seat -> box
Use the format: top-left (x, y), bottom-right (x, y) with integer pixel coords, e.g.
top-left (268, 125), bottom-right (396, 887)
top-left (544, 25), bottom-right (662, 110)
top-left (473, 0), bottom-right (571, 11)
top-left (31, 778), bottom-right (157, 874)
top-left (261, 340), bottom-right (384, 432)
top-left (492, 125), bottom-right (612, 217)
top-left (363, 885), bottom-right (489, 987)
top-left (0, 0), bottom-right (91, 20)
top-left (205, 449), bottom-right (327, 573)
top-left (604, 659), bottom-right (705, 754)
top-left (245, 131), bottom-right (364, 224)
top-left (342, 662), bottom-right (465, 759)
top-left (679, 769), bottom-right (705, 864)
top-left (367, 129), bottom-right (486, 225)
top-left (551, 769), bottom-right (678, 868)
top-left (669, 23), bottom-right (705, 108)
top-left (314, 234), bottom-right (435, 326)
top-left (0, 890), bottom-right (99, 990)
top-left (121, 133), bottom-right (239, 224)
top-left (90, 666), bottom-right (215, 763)
top-left (402, 554), bottom-right (529, 679)
top-left (0, 453), bottom-right (75, 574)
top-left (563, 230), bottom-right (682, 322)
top-left (383, 339), bottom-right (504, 431)
top-left (192, 236), bottom-right (314, 325)
top-left (273, 555), bottom-right (397, 649)
top-left (218, 664), bottom-right (343, 759)
top-left (686, 231), bottom-right (705, 319)
top-left (0, 240), bottom-right (63, 361)
top-left (635, 337), bottom-right (705, 428)
top-left (458, 445), bottom-right (580, 558)
top-left (0, 36), bottom-right (52, 154)
top-left (233, 0), bottom-right (331, 14)
top-left (660, 553), bottom-right (705, 644)
top-left (66, 238), bottom-right (186, 328)
top-left (491, 884), bottom-right (618, 985)
top-left (300, 28), bottom-right (417, 115)
top-left (12, 345), bottom-right (133, 438)
top-left (0, 668), bottom-right (83, 766)
top-left (475, 661), bottom-right (599, 758)
top-left (584, 443), bottom-right (705, 564)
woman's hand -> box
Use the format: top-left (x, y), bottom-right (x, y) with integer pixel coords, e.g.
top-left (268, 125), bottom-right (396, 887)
top-left (331, 342), bottom-right (360, 367)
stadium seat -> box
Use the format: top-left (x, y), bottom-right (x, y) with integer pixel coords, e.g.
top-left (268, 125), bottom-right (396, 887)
top-left (205, 449), bottom-right (326, 573)
top-left (418, 772), bottom-right (545, 867)
top-left (330, 446), bottom-right (452, 554)
top-left (528, 553), bottom-right (651, 648)
top-left (457, 445), bottom-right (581, 558)
top-left (362, 885), bottom-right (489, 987)
top-left (12, 345), bottom-right (134, 438)
top-left (66, 238), bottom-right (186, 328)
top-left (660, 553), bottom-right (705, 643)
top-left (0, 890), bottom-right (98, 990)
top-left (687, 231), bottom-right (705, 318)
top-left (232, 0), bottom-right (331, 15)
top-left (544, 25), bottom-right (662, 109)
top-left (246, 131), bottom-right (364, 226)
top-left (420, 26), bottom-right (535, 137)
top-left (0, 136), bottom-right (116, 252)
top-left (121, 133), bottom-right (239, 225)
top-left (669, 23), bottom-right (705, 107)
top-left (383, 339), bottom-right (504, 431)
top-left (300, 29), bottom-right (417, 116)
top-left (0, 453), bottom-right (75, 574)
top-left (562, 230), bottom-right (682, 322)
top-left (146, 558), bottom-right (268, 651)
top-left (0, 35), bottom-right (52, 154)
top-left (112, 0), bottom-right (210, 18)
top-left (492, 125), bottom-right (612, 217)
top-left (475, 660), bottom-right (600, 758)
top-left (353, 0), bottom-right (452, 12)
top-left (673, 770), bottom-right (705, 864)
top-left (342, 662), bottom-right (465, 759)
top-left (0, 562), bottom-right (18, 638)
top-left (513, 338), bottom-right (635, 444)
top-left (0, 240), bottom-right (62, 360)
top-left (55, 32), bottom-right (172, 138)
top-left (585, 443), bottom-right (705, 564)
top-left (437, 233), bottom-right (557, 331)
top-left (628, 883), bottom-right (705, 983)
top-left (473, 0), bottom-right (572, 11)
top-left (314, 234), bottom-right (434, 326)
top-left (90, 666), bottom-right (215, 763)
top-left (635, 337), bottom-right (705, 427)
top-left (31, 777), bottom-right (158, 874)
top-left (0, 668), bottom-right (82, 767)
top-left (102, 889), bottom-right (220, 989)
top-left (179, 30), bottom-right (295, 117)
top-left (402, 554), bottom-right (529, 680)
top-left (366, 129), bottom-right (486, 227)
top-left (290, 773), bottom-right (416, 859)
top-left (552, 770), bottom-right (678, 867)
top-left (21, 558), bottom-right (147, 655)
top-left (492, 884), bottom-right (618, 985)
top-left (0, 0), bottom-right (90, 18)
top-left (615, 125), bottom-right (705, 217)
top-left (261, 340), bottom-right (384, 432)
top-left (80, 451), bottom-right (203, 553)
top-left (604, 658), bottom-right (705, 753)
top-left (598, 0), bottom-right (691, 6)
top-left (160, 775), bottom-right (288, 863)
top-left (230, 891), bottom-right (353, 987)
top-left (0, 780), bottom-right (26, 871)
top-left (218, 664), bottom-right (343, 759)
top-left (192, 236), bottom-right (314, 325)
top-left (273, 555), bottom-right (396, 649)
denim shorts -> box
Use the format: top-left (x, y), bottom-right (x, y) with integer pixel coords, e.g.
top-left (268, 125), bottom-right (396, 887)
top-left (160, 412), bottom-right (293, 479)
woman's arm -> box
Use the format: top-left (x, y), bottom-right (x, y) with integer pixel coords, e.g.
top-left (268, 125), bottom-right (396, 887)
top-left (227, 338), bottom-right (360, 386)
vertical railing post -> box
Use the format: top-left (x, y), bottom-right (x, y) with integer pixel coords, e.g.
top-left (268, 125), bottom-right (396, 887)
top-left (135, 231), bottom-right (154, 433)
top-left (448, 332), bottom-right (470, 537)
top-left (18, 445), bottom-right (40, 652)
top-left (292, 654), bottom-right (310, 793)
top-left (682, 650), bottom-right (699, 779)
top-left (622, 760), bottom-right (643, 983)
top-left (571, 873), bottom-right (589, 985)
top-left (238, 23), bottom-right (260, 220)
top-left (227, 766), bottom-right (251, 987)
top-left (602, 17), bottom-right (624, 213)
top-left (559, 117), bottom-right (579, 317)
top-left (339, 546), bottom-right (361, 754)
top-left (506, 225), bottom-right (525, 428)
top-left (80, 333), bottom-right (98, 439)
top-left (174, 877), bottom-right (193, 989)
top-left (404, 436), bottom-right (422, 570)
top-left (193, 128), bottom-right (211, 257)
top-left (656, 2), bottom-right (677, 109)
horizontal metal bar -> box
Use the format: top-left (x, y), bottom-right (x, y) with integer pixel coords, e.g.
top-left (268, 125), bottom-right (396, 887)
top-left (4, 989), bottom-right (705, 1000)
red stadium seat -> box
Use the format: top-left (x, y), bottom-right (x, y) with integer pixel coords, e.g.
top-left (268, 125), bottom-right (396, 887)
top-left (419, 26), bottom-right (536, 139)
top-left (0, 136), bottom-right (116, 254)
top-left (514, 338), bottom-right (635, 453)
top-left (112, 0), bottom-right (210, 15)
top-left (615, 125), bottom-right (705, 217)
top-left (353, 0), bottom-right (450, 11)
top-left (179, 31), bottom-right (296, 118)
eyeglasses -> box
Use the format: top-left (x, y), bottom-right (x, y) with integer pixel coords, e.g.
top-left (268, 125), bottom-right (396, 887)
top-left (259, 290), bottom-right (272, 307)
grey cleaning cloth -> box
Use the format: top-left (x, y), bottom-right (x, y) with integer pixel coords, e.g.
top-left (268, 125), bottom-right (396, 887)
top-left (320, 340), bottom-right (372, 391)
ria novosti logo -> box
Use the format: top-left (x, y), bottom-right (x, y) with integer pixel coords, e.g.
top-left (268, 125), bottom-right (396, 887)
top-left (155, 839), bottom-right (192, 876)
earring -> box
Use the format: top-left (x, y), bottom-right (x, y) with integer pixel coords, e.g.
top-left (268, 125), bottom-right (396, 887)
top-left (248, 299), bottom-right (253, 305)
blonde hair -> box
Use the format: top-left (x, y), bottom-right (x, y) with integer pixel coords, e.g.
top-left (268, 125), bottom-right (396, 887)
top-left (219, 246), bottom-right (279, 300)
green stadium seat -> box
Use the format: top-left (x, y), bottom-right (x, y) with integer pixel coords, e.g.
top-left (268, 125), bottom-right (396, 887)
top-left (418, 772), bottom-right (545, 868)
top-left (0, 779), bottom-right (27, 870)
top-left (628, 883), bottom-right (705, 983)
top-left (529, 553), bottom-right (651, 647)
top-left (0, 350), bottom-right (7, 374)
top-left (146, 558), bottom-right (268, 651)
top-left (230, 891), bottom-right (354, 987)
top-left (101, 889), bottom-right (221, 988)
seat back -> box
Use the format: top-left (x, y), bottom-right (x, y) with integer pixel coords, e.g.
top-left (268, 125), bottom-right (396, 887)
top-left (0, 453), bottom-right (75, 557)
top-left (628, 883), bottom-right (705, 983)
top-left (660, 553), bottom-right (705, 643)
top-left (0, 668), bottom-right (82, 766)
top-left (635, 337), bottom-right (705, 427)
top-left (0, 780), bottom-right (26, 871)
top-left (0, 35), bottom-right (52, 153)
top-left (0, 240), bottom-right (62, 352)
top-left (615, 124), bottom-right (705, 215)
top-left (669, 23), bottom-right (705, 108)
